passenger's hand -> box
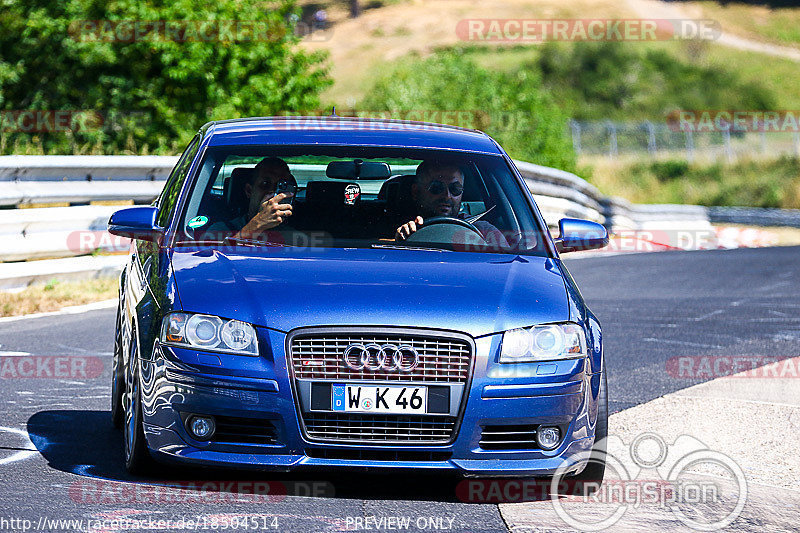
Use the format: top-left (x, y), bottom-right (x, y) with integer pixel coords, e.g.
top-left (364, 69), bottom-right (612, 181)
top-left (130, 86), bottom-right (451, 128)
top-left (395, 216), bottom-right (423, 240)
top-left (257, 192), bottom-right (294, 229)
top-left (237, 193), bottom-right (293, 238)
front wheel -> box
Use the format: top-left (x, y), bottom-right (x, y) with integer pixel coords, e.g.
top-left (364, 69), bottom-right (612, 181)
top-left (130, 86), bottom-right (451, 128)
top-left (568, 371), bottom-right (607, 493)
top-left (123, 340), bottom-right (155, 475)
top-left (111, 303), bottom-right (124, 429)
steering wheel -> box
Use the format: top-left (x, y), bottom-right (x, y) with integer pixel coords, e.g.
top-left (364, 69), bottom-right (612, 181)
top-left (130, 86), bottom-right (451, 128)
top-left (405, 216), bottom-right (486, 243)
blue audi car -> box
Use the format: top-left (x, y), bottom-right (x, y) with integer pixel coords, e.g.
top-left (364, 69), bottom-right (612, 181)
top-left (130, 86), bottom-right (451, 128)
top-left (108, 117), bottom-right (608, 482)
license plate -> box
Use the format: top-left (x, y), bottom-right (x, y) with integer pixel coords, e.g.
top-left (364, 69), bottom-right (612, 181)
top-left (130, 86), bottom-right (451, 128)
top-left (332, 384), bottom-right (428, 414)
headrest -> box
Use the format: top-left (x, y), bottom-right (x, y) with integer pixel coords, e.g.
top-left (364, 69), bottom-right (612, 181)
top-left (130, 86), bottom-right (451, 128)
top-left (227, 167), bottom-right (255, 209)
top-left (378, 174), bottom-right (417, 216)
top-left (305, 181), bottom-right (361, 207)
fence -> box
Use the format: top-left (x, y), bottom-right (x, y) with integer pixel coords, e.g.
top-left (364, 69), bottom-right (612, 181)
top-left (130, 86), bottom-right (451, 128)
top-left (569, 120), bottom-right (800, 162)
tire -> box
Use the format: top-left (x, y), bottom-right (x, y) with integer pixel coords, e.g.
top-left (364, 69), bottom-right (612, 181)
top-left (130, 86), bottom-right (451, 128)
top-left (111, 303), bottom-right (124, 429)
top-left (568, 371), bottom-right (608, 494)
top-left (123, 337), bottom-right (155, 475)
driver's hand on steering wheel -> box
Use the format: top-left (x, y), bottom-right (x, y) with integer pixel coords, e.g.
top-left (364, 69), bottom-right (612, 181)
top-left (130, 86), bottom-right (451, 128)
top-left (395, 216), bottom-right (424, 240)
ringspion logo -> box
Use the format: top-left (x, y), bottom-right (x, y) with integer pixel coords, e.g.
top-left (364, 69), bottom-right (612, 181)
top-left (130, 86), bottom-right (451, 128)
top-left (459, 433), bottom-right (747, 531)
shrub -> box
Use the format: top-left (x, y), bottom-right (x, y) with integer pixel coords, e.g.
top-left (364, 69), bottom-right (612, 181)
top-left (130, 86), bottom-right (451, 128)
top-left (535, 41), bottom-right (777, 121)
top-left (361, 51), bottom-right (576, 172)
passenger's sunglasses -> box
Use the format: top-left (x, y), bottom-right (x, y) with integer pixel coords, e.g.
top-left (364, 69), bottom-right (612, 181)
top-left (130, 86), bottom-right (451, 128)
top-left (426, 180), bottom-right (464, 197)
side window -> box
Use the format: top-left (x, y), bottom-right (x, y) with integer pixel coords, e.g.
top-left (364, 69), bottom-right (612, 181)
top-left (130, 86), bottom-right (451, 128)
top-left (156, 135), bottom-right (201, 227)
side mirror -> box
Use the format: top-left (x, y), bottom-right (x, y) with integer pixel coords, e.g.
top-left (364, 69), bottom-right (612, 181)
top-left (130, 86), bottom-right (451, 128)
top-left (108, 206), bottom-right (164, 242)
top-left (554, 218), bottom-right (609, 253)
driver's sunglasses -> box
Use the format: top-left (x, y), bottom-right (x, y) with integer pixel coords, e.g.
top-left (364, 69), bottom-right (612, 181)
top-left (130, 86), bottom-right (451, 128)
top-left (427, 180), bottom-right (464, 197)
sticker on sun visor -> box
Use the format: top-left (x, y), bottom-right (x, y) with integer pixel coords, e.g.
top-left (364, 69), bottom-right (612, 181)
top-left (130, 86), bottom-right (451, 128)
top-left (344, 183), bottom-right (361, 205)
top-left (187, 215), bottom-right (209, 229)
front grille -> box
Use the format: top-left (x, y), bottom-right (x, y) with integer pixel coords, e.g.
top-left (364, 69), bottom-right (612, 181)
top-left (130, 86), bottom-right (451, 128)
top-left (290, 333), bottom-right (471, 384)
top-left (304, 413), bottom-right (456, 444)
top-left (480, 424), bottom-right (540, 450)
top-left (211, 416), bottom-right (279, 445)
top-left (306, 449), bottom-right (452, 462)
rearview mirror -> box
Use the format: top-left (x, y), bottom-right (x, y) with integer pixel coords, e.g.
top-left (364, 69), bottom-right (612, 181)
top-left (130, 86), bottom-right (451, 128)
top-left (326, 160), bottom-right (391, 179)
top-left (554, 218), bottom-right (609, 253)
top-left (108, 206), bottom-right (164, 242)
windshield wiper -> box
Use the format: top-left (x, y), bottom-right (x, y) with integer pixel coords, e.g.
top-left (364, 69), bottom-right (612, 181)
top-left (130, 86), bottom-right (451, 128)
top-left (371, 243), bottom-right (450, 252)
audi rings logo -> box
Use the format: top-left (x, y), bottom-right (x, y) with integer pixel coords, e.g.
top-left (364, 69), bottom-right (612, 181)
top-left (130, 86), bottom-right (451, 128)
top-left (343, 343), bottom-right (419, 372)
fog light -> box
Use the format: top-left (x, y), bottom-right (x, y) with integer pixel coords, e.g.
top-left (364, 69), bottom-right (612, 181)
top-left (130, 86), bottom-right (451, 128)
top-left (187, 415), bottom-right (215, 440)
top-left (537, 426), bottom-right (561, 450)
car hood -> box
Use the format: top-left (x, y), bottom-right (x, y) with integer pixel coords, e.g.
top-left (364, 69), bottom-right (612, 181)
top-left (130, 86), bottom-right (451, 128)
top-left (170, 246), bottom-right (569, 338)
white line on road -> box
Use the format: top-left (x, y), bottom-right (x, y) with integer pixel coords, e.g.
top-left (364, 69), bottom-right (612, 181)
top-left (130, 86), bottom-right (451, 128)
top-left (0, 426), bottom-right (38, 466)
top-left (643, 338), bottom-right (724, 348)
top-left (690, 309), bottom-right (726, 321)
top-left (675, 395), bottom-right (800, 409)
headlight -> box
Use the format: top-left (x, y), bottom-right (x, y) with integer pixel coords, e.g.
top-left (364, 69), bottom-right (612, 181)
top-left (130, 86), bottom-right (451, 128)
top-left (499, 322), bottom-right (586, 363)
top-left (160, 312), bottom-right (258, 356)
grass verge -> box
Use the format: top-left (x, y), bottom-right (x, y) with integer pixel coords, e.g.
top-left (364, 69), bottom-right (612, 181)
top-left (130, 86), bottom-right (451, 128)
top-left (584, 155), bottom-right (800, 208)
top-left (0, 277), bottom-right (118, 318)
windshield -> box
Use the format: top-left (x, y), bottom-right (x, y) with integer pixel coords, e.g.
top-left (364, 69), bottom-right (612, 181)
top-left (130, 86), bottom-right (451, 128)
top-left (176, 145), bottom-right (549, 256)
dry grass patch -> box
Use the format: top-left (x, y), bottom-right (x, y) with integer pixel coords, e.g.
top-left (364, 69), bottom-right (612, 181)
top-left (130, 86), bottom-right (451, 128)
top-left (0, 277), bottom-right (118, 317)
top-left (300, 0), bottom-right (633, 104)
top-left (684, 1), bottom-right (800, 47)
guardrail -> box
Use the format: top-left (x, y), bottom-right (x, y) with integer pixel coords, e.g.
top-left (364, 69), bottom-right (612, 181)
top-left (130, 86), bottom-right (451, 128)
top-left (2, 155), bottom-right (799, 289)
top-left (0, 205), bottom-right (125, 262)
top-left (707, 206), bottom-right (800, 228)
top-left (0, 155), bottom-right (175, 207)
top-left (515, 160), bottom-right (714, 231)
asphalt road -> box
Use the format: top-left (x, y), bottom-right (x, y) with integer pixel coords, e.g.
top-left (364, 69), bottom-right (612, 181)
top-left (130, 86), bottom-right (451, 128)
top-left (0, 246), bottom-right (798, 532)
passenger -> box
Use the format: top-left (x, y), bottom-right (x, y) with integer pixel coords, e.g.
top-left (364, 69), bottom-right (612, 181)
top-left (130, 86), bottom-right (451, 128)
top-left (394, 160), bottom-right (509, 248)
top-left (214, 157), bottom-right (296, 240)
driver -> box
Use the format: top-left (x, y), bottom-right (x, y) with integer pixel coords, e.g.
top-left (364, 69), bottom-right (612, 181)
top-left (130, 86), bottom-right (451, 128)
top-left (394, 160), bottom-right (508, 248)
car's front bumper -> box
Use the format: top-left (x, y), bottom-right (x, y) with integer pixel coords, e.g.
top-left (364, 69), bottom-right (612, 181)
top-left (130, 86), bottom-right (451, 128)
top-left (139, 328), bottom-right (602, 476)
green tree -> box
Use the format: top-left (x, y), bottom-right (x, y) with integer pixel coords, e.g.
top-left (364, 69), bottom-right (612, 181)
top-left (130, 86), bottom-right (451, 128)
top-left (0, 0), bottom-right (330, 154)
top-left (362, 51), bottom-right (576, 172)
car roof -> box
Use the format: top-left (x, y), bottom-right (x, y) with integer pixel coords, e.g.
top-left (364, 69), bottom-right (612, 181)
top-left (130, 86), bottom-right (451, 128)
top-left (201, 116), bottom-right (504, 155)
